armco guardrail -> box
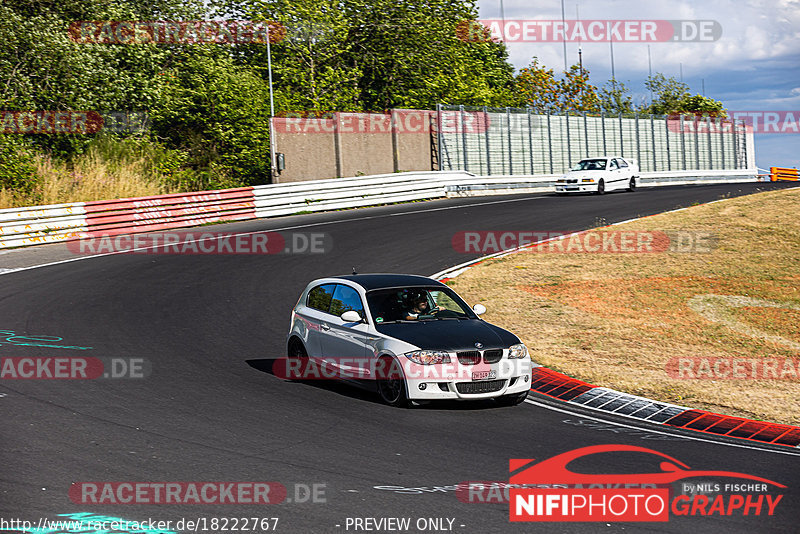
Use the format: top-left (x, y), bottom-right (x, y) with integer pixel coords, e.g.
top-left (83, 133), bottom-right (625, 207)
top-left (770, 167), bottom-right (799, 181)
top-left (0, 169), bottom-right (758, 249)
top-left (0, 171), bottom-right (468, 249)
top-left (444, 169), bottom-right (760, 196)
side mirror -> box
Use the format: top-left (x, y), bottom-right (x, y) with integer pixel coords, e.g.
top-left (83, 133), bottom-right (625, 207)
top-left (341, 310), bottom-right (363, 323)
top-left (473, 304), bottom-right (487, 316)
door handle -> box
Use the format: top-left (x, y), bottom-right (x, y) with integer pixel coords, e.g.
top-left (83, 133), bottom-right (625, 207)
top-left (321, 323), bottom-right (331, 331)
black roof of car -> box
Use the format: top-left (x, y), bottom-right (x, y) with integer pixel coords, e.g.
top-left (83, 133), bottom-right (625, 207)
top-left (334, 274), bottom-right (447, 291)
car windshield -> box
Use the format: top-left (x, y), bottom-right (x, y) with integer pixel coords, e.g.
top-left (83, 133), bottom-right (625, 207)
top-left (366, 286), bottom-right (474, 323)
top-left (571, 159), bottom-right (607, 171)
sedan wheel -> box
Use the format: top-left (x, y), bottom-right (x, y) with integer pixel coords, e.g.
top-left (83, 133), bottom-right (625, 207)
top-left (376, 356), bottom-right (410, 407)
top-left (286, 340), bottom-right (309, 380)
top-left (596, 180), bottom-right (605, 195)
top-left (628, 177), bottom-right (636, 192)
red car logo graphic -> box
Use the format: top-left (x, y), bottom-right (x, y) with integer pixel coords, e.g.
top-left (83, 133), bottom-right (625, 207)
top-left (510, 444), bottom-right (785, 487)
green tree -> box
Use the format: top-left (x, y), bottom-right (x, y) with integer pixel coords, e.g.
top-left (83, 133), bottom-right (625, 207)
top-left (599, 78), bottom-right (633, 114)
top-left (644, 74), bottom-right (726, 117)
top-left (680, 94), bottom-right (726, 117)
top-left (558, 64), bottom-right (599, 112)
top-left (151, 50), bottom-right (273, 187)
top-left (644, 73), bottom-right (691, 115)
top-left (515, 58), bottom-right (559, 111)
top-left (227, 0), bottom-right (517, 111)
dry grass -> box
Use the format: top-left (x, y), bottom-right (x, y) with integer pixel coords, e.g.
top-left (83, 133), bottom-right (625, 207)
top-left (449, 187), bottom-right (800, 425)
top-left (0, 145), bottom-right (171, 209)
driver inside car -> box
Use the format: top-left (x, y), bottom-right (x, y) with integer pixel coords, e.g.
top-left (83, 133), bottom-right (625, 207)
top-left (405, 292), bottom-right (434, 320)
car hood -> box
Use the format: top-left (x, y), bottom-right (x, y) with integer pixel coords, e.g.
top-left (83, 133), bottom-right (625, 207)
top-left (566, 170), bottom-right (606, 177)
top-left (375, 319), bottom-right (520, 351)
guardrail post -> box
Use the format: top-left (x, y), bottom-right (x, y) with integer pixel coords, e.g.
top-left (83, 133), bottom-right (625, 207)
top-left (635, 112), bottom-right (640, 167)
top-left (436, 104), bottom-right (444, 171)
top-left (740, 120), bottom-right (748, 170)
top-left (619, 112), bottom-right (624, 157)
top-left (694, 117), bottom-right (700, 170)
top-left (527, 107), bottom-right (534, 174)
top-left (484, 106), bottom-right (491, 175)
top-left (649, 114), bottom-right (656, 172)
top-left (460, 105), bottom-right (468, 172)
top-left (547, 109), bottom-right (554, 174)
top-left (506, 107), bottom-right (513, 175)
top-left (680, 115), bottom-right (687, 170)
top-left (665, 115), bottom-right (671, 171)
top-left (390, 109), bottom-right (399, 172)
top-left (719, 118), bottom-right (725, 170)
top-left (566, 111), bottom-right (571, 167)
top-left (334, 112), bottom-right (343, 178)
top-left (583, 111), bottom-right (589, 157)
top-left (707, 116), bottom-right (713, 170)
top-left (601, 111), bottom-right (607, 155)
top-left (732, 120), bottom-right (739, 170)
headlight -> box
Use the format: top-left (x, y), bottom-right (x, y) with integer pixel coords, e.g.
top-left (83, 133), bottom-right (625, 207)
top-left (581, 178), bottom-right (595, 183)
top-left (556, 178), bottom-right (566, 183)
top-left (405, 350), bottom-right (451, 365)
top-left (508, 343), bottom-right (528, 359)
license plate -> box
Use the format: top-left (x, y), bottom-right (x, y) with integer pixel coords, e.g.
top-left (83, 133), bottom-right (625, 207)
top-left (472, 370), bottom-right (496, 380)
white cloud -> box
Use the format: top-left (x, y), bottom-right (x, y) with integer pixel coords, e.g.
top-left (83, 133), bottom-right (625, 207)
top-left (479, 0), bottom-right (800, 72)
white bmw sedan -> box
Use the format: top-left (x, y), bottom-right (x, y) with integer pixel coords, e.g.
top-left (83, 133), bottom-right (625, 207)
top-left (555, 157), bottom-right (639, 194)
top-left (285, 274), bottom-right (533, 407)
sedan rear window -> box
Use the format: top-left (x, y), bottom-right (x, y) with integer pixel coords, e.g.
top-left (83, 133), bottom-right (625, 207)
top-left (307, 284), bottom-right (336, 312)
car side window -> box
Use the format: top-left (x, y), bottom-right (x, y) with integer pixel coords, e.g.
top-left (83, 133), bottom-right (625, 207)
top-left (330, 285), bottom-right (365, 319)
top-left (618, 158), bottom-right (628, 168)
top-left (610, 159), bottom-right (619, 169)
top-left (307, 284), bottom-right (336, 312)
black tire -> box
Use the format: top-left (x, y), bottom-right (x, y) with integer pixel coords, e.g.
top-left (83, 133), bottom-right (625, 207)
top-left (286, 339), bottom-right (308, 380)
top-left (496, 391), bottom-right (528, 406)
top-left (596, 180), bottom-right (605, 195)
top-left (627, 177), bottom-right (636, 192)
top-left (375, 356), bottom-right (410, 407)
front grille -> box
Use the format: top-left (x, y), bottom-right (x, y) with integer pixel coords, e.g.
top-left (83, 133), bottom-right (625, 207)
top-left (456, 379), bottom-right (506, 394)
top-left (483, 349), bottom-right (503, 363)
top-left (457, 351), bottom-right (481, 365)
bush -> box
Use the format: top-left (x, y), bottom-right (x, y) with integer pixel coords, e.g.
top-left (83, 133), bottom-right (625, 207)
top-left (0, 136), bottom-right (41, 202)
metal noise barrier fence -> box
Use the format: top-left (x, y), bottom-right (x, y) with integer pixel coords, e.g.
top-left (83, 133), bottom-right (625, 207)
top-left (0, 169), bottom-right (759, 250)
top-left (436, 105), bottom-right (755, 176)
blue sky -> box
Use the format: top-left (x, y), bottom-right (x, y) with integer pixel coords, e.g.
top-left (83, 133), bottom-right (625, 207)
top-left (477, 0), bottom-right (800, 170)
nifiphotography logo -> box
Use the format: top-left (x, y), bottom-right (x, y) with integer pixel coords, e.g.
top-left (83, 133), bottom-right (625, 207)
top-left (509, 445), bottom-right (785, 522)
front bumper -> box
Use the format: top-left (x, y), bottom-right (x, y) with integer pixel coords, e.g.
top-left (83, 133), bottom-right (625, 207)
top-left (555, 183), bottom-right (598, 193)
top-left (404, 357), bottom-right (533, 400)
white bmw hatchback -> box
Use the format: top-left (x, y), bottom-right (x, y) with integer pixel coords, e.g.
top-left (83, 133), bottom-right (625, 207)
top-left (555, 157), bottom-right (639, 194)
top-left (285, 274), bottom-right (533, 407)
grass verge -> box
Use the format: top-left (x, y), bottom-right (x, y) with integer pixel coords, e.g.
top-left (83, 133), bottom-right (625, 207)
top-left (448, 187), bottom-right (800, 425)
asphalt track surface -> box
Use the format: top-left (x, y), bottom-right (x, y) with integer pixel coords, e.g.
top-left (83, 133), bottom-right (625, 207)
top-left (1, 182), bottom-right (798, 533)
